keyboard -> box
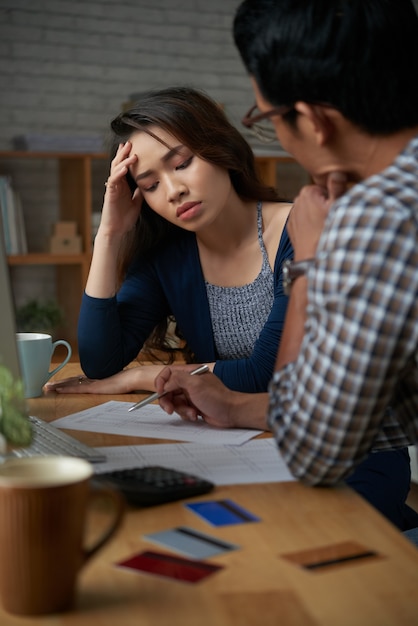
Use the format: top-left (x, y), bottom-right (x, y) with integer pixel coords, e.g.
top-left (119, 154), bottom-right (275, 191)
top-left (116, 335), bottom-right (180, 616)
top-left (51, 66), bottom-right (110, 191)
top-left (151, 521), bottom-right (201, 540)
top-left (9, 415), bottom-right (106, 463)
top-left (94, 465), bottom-right (214, 507)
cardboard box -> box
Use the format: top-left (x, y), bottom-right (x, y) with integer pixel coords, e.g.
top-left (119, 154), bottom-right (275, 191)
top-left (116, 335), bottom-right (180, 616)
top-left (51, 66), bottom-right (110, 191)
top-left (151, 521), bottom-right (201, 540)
top-left (50, 234), bottom-right (82, 254)
top-left (53, 221), bottom-right (77, 237)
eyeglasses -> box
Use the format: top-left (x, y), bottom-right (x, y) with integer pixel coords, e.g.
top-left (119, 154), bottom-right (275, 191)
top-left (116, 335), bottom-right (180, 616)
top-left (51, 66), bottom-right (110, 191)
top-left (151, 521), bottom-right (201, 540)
top-left (241, 103), bottom-right (294, 143)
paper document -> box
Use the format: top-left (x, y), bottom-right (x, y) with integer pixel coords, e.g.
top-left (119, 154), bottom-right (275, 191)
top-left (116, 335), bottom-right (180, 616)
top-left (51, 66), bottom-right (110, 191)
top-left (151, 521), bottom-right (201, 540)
top-left (92, 438), bottom-right (295, 485)
top-left (53, 400), bottom-right (263, 446)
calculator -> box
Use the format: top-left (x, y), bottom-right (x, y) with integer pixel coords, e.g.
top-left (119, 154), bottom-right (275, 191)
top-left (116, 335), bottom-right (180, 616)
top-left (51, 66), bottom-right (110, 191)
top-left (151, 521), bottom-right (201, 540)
top-left (94, 466), bottom-right (214, 507)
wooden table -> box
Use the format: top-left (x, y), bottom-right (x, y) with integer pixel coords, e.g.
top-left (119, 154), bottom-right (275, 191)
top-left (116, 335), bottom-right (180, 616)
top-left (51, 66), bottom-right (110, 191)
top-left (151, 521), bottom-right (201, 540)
top-left (2, 364), bottom-right (418, 626)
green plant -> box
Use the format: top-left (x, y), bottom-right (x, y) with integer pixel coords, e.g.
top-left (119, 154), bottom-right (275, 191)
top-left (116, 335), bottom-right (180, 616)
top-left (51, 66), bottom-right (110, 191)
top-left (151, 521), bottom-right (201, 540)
top-left (0, 365), bottom-right (32, 451)
top-left (16, 299), bottom-right (63, 334)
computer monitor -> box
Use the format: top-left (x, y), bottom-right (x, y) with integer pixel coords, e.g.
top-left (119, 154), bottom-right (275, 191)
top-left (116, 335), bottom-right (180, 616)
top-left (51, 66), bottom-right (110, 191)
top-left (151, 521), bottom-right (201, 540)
top-left (0, 223), bottom-right (107, 461)
top-left (0, 218), bottom-right (21, 380)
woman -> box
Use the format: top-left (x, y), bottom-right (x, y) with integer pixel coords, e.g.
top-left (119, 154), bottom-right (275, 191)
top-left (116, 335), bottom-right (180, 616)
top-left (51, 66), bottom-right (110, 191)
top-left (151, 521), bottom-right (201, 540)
top-left (46, 86), bottom-right (292, 395)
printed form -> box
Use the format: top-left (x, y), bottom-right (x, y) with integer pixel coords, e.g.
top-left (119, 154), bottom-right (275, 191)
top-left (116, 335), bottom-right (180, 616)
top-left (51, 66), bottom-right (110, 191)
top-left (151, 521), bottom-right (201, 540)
top-left (53, 400), bottom-right (262, 446)
top-left (52, 401), bottom-right (295, 485)
top-left (92, 439), bottom-right (295, 485)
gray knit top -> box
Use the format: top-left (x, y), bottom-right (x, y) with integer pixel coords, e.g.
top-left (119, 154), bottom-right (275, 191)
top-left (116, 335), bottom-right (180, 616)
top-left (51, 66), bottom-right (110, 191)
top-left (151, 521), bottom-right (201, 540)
top-left (205, 201), bottom-right (274, 359)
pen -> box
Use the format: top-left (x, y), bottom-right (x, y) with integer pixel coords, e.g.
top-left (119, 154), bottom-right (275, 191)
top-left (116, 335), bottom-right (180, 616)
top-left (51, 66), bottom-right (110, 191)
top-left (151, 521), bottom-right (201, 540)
top-left (127, 364), bottom-right (210, 412)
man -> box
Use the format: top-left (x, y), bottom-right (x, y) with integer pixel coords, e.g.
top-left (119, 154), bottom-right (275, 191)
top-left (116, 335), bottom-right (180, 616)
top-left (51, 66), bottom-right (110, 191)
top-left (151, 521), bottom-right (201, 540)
top-left (156, 0), bottom-right (418, 531)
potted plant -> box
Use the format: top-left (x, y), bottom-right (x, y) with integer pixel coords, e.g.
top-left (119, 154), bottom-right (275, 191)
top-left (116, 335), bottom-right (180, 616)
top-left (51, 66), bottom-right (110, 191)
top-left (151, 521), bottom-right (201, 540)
top-left (0, 365), bottom-right (32, 453)
top-left (16, 299), bottom-right (63, 336)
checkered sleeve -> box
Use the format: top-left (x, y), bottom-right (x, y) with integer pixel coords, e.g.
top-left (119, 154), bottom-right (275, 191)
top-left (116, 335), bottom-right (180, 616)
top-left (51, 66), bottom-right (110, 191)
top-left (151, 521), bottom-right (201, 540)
top-left (267, 167), bottom-right (418, 485)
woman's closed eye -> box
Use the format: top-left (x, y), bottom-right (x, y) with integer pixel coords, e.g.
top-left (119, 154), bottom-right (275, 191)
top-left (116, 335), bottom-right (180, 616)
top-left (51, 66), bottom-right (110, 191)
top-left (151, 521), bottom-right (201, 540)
top-left (142, 158), bottom-right (193, 193)
top-left (139, 153), bottom-right (194, 193)
top-left (143, 181), bottom-right (158, 193)
top-left (176, 156), bottom-right (193, 170)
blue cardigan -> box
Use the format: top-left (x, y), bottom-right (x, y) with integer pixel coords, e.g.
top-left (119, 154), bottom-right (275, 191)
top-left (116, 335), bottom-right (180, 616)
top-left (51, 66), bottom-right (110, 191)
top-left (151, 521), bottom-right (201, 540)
top-left (78, 227), bottom-right (293, 392)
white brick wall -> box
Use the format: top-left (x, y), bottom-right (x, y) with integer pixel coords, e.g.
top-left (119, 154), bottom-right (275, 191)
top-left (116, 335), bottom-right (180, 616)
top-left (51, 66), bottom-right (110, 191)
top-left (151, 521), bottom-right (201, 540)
top-left (0, 0), bottom-right (251, 146)
top-left (0, 0), bottom-right (253, 305)
top-left (1, 0), bottom-right (417, 305)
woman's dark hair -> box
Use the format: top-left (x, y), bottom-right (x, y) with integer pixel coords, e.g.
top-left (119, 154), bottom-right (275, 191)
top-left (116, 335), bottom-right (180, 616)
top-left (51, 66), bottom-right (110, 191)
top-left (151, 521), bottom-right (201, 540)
top-left (110, 86), bottom-right (282, 362)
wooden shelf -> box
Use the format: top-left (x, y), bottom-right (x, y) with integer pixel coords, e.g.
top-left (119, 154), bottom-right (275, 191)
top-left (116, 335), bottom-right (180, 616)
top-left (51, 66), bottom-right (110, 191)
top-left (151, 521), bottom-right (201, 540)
top-left (2, 150), bottom-right (294, 349)
top-left (7, 253), bottom-right (90, 265)
top-left (0, 150), bottom-right (108, 159)
top-left (0, 151), bottom-right (108, 350)
top-left (254, 153), bottom-right (295, 189)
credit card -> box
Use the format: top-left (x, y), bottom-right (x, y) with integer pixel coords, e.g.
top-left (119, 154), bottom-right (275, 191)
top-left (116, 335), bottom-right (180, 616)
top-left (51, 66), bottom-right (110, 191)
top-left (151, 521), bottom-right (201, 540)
top-left (185, 499), bottom-right (260, 526)
top-left (144, 526), bottom-right (240, 559)
top-left (116, 550), bottom-right (223, 583)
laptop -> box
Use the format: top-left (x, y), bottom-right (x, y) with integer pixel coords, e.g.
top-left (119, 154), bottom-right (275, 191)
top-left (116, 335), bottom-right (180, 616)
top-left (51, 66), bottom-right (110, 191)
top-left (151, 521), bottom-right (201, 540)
top-left (0, 218), bottom-right (21, 380)
top-left (0, 219), bottom-right (105, 462)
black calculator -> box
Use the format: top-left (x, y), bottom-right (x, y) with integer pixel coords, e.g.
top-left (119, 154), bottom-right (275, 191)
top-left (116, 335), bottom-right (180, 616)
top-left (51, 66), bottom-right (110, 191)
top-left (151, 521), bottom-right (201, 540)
top-left (94, 466), bottom-right (214, 507)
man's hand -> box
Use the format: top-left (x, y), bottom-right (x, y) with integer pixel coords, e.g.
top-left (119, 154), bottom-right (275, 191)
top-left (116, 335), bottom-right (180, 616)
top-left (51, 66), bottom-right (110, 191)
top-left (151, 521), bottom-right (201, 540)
top-left (155, 367), bottom-right (270, 431)
top-left (156, 367), bottom-right (236, 427)
top-left (275, 171), bottom-right (348, 369)
top-left (289, 171), bottom-right (348, 260)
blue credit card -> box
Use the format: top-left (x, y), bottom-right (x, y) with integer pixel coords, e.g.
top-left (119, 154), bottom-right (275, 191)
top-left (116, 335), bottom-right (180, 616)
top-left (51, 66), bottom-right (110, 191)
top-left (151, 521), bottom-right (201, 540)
top-left (185, 499), bottom-right (260, 526)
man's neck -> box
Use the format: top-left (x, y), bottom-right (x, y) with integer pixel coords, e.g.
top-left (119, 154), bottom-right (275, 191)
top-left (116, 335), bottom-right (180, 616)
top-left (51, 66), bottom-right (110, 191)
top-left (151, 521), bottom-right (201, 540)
top-left (336, 123), bottom-right (418, 182)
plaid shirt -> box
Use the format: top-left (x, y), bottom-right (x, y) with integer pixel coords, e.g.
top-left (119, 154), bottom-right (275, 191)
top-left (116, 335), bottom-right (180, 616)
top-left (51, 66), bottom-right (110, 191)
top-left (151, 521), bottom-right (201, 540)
top-left (268, 135), bottom-right (418, 485)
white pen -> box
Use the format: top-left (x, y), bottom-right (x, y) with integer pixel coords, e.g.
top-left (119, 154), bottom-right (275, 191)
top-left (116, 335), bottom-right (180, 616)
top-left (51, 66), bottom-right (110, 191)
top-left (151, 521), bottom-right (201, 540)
top-left (127, 364), bottom-right (210, 412)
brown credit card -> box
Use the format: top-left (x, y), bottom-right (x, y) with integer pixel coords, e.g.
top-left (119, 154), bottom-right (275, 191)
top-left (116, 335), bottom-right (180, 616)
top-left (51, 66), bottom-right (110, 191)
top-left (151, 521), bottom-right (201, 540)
top-left (281, 541), bottom-right (382, 572)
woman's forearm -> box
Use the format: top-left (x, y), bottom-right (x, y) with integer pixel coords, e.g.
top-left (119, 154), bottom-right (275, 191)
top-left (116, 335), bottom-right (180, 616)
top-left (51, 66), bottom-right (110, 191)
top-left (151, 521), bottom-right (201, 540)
top-left (85, 229), bottom-right (126, 298)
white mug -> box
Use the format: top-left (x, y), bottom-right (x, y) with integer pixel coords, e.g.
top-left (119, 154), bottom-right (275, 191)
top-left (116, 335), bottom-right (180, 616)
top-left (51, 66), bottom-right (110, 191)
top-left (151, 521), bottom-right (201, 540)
top-left (16, 332), bottom-right (72, 398)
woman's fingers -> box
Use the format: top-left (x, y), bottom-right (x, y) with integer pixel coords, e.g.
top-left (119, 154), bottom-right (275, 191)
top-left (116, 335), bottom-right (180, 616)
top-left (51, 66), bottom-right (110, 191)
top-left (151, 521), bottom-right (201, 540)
top-left (43, 376), bottom-right (94, 394)
top-left (105, 142), bottom-right (138, 190)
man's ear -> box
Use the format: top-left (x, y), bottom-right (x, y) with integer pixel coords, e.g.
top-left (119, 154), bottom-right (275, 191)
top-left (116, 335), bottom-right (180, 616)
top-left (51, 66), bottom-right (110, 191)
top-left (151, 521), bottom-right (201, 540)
top-left (293, 102), bottom-right (335, 145)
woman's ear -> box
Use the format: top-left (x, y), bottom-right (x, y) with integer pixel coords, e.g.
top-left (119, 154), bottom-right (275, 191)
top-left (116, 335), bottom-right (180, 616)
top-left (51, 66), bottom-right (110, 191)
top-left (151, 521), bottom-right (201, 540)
top-left (293, 102), bottom-right (335, 145)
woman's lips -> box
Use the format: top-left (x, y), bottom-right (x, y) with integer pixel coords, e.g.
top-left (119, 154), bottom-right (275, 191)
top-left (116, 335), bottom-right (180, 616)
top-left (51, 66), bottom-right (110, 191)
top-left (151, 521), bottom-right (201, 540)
top-left (176, 201), bottom-right (202, 220)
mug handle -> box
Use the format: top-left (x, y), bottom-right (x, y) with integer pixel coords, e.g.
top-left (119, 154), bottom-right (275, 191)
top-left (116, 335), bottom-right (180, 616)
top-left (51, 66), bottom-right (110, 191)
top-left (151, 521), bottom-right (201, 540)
top-left (47, 340), bottom-right (72, 379)
top-left (82, 484), bottom-right (125, 564)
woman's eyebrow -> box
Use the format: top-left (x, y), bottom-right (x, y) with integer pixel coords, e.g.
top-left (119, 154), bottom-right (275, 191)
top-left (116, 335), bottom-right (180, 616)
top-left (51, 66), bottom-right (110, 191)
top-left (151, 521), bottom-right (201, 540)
top-left (134, 144), bottom-right (184, 182)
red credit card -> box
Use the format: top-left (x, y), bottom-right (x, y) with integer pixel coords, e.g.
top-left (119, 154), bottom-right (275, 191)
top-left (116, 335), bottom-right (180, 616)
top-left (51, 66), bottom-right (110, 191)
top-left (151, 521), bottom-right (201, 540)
top-left (116, 550), bottom-right (224, 583)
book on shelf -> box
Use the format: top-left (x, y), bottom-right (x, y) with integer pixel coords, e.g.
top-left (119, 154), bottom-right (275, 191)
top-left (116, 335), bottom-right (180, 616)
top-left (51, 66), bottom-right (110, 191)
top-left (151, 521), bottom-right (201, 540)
top-left (0, 175), bottom-right (27, 255)
top-left (13, 189), bottom-right (27, 254)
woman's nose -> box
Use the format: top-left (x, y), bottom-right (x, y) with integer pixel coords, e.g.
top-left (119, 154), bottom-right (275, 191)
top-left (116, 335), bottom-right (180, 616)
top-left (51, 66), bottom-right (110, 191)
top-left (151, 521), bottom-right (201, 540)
top-left (165, 175), bottom-right (187, 202)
